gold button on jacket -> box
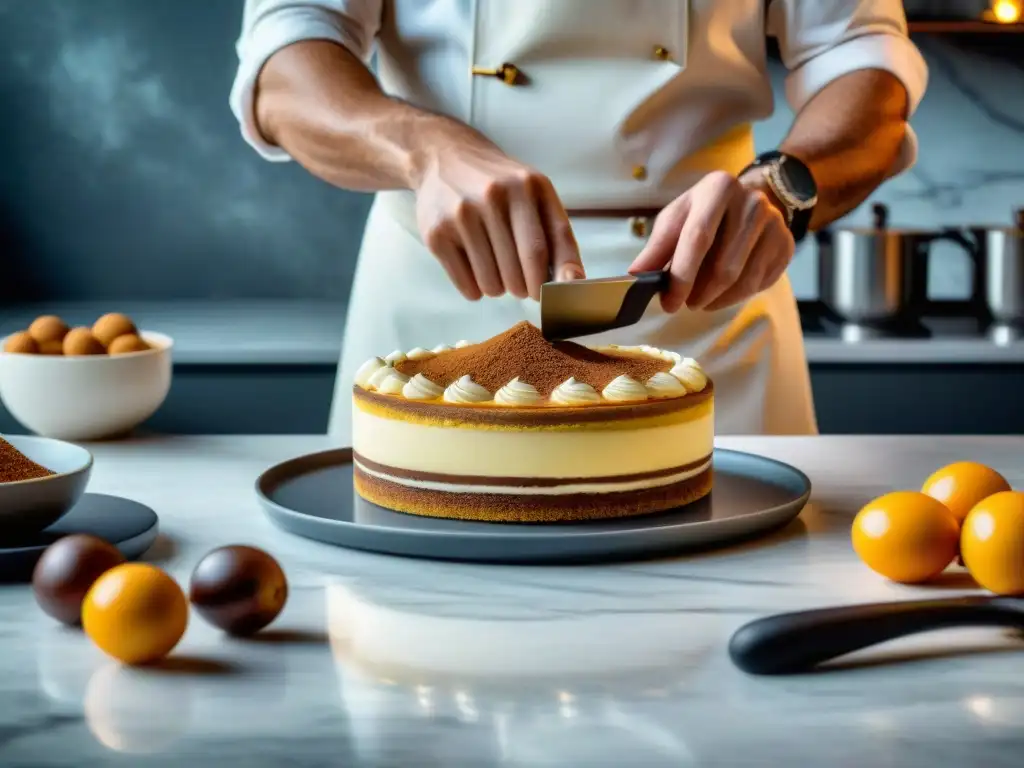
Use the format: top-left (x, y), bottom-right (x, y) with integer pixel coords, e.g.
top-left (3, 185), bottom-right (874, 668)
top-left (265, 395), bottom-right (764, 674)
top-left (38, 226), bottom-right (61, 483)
top-left (470, 62), bottom-right (521, 85)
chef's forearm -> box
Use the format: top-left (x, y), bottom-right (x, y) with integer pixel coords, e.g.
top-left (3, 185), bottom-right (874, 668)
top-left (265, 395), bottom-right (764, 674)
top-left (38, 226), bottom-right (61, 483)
top-left (254, 40), bottom-right (466, 191)
top-left (777, 69), bottom-right (911, 230)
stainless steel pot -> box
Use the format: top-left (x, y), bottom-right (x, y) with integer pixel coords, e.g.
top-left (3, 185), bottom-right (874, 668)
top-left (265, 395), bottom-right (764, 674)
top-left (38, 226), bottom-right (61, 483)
top-left (983, 209), bottom-right (1024, 344)
top-left (816, 231), bottom-right (913, 325)
top-left (816, 204), bottom-right (987, 339)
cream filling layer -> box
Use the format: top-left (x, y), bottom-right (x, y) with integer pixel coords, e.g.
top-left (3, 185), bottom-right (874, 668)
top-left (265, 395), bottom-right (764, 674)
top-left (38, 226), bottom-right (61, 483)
top-left (355, 457), bottom-right (711, 496)
top-left (352, 406), bottom-right (714, 479)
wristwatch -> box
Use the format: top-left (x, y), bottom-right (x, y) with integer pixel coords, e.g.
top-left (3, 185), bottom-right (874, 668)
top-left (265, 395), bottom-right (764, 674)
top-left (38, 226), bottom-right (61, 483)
top-left (742, 151), bottom-right (818, 242)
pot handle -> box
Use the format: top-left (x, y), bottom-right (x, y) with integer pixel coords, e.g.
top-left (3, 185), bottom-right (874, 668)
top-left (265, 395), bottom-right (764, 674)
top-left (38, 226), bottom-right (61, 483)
top-left (921, 228), bottom-right (989, 318)
top-left (930, 227), bottom-right (981, 257)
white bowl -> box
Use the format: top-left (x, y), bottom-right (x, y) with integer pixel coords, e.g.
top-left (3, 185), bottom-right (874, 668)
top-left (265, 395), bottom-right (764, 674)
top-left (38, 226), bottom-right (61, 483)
top-left (0, 331), bottom-right (173, 441)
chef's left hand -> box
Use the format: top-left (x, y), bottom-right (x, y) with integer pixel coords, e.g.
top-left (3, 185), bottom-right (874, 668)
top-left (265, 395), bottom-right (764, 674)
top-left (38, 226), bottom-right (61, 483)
top-left (628, 171), bottom-right (795, 313)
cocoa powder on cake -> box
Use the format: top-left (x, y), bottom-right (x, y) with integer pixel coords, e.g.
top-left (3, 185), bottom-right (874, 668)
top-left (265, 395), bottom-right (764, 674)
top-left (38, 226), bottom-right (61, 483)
top-left (0, 437), bottom-right (55, 483)
top-left (395, 322), bottom-right (669, 395)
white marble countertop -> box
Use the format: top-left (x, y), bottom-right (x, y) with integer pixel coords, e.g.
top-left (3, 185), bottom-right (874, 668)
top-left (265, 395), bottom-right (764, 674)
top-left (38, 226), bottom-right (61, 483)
top-left (4, 301), bottom-right (1024, 366)
top-left (3, 435), bottom-right (1024, 766)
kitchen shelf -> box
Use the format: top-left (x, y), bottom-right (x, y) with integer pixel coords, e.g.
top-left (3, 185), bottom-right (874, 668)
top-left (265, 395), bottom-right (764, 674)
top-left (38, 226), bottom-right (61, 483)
top-left (908, 20), bottom-right (1024, 32)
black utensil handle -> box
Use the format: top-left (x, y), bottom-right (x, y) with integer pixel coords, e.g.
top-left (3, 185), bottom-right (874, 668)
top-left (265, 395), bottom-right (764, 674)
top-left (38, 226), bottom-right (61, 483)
top-left (728, 596), bottom-right (1023, 675)
top-left (615, 271), bottom-right (671, 323)
top-left (871, 202), bottom-right (888, 230)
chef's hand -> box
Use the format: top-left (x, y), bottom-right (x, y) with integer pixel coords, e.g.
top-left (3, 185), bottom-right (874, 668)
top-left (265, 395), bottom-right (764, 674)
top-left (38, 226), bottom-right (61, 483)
top-left (628, 171), bottom-right (795, 313)
top-left (412, 135), bottom-right (584, 301)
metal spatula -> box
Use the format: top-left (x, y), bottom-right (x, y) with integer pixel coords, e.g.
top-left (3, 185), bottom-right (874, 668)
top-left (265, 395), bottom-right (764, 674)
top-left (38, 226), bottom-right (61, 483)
top-left (539, 270), bottom-right (670, 341)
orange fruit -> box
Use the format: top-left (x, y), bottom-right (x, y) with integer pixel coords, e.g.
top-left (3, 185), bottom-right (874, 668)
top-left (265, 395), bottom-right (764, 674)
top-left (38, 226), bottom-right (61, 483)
top-left (921, 461), bottom-right (1011, 523)
top-left (961, 491), bottom-right (1024, 595)
top-left (82, 563), bottom-right (188, 665)
top-left (852, 491), bottom-right (960, 583)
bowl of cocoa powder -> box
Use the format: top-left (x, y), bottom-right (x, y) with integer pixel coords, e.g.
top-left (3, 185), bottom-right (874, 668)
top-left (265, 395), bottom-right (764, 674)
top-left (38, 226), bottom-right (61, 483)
top-left (0, 435), bottom-right (92, 534)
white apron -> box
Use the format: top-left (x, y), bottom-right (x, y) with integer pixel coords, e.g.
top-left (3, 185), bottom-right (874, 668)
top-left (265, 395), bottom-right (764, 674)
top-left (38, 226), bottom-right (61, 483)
top-left (328, 0), bottom-right (817, 440)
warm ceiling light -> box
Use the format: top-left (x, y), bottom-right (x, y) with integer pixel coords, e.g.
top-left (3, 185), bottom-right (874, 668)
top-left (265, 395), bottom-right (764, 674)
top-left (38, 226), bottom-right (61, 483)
top-left (990, 0), bottom-right (1022, 24)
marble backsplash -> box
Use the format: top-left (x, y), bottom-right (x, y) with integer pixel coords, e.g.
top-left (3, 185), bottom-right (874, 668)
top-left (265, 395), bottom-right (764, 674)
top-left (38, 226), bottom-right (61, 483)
top-left (763, 35), bottom-right (1024, 300)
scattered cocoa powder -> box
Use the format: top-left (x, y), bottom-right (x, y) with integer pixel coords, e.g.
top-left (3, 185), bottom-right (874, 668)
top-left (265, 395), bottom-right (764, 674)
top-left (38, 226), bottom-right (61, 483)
top-left (395, 322), bottom-right (670, 395)
top-left (0, 438), bottom-right (55, 483)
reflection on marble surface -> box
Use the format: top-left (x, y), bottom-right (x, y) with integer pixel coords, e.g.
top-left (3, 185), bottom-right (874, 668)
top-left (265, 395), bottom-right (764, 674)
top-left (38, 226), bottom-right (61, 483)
top-left (2, 436), bottom-right (1024, 766)
top-left (326, 580), bottom-right (709, 765)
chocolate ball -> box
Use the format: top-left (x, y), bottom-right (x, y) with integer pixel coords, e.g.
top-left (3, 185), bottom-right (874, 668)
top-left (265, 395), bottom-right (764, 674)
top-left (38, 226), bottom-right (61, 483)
top-left (3, 331), bottom-right (38, 354)
top-left (32, 534), bottom-right (126, 626)
top-left (92, 313), bottom-right (137, 347)
top-left (189, 546), bottom-right (287, 636)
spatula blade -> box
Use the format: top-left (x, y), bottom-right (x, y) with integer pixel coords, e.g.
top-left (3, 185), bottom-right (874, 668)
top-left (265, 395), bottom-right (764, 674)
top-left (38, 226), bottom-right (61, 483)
top-left (539, 271), bottom-right (669, 341)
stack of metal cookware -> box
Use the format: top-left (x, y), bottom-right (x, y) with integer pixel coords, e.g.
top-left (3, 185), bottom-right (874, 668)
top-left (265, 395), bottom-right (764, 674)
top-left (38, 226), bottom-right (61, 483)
top-left (816, 205), bottom-right (1024, 344)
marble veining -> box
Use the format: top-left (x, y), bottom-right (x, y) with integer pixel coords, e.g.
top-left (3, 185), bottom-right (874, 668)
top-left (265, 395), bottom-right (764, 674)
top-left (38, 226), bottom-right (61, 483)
top-left (1, 435), bottom-right (1024, 766)
top-left (763, 38), bottom-right (1024, 300)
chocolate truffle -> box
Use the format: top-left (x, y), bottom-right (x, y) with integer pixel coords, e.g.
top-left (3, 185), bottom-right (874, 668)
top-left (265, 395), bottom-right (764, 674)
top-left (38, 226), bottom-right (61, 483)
top-left (108, 334), bottom-right (150, 355)
top-left (92, 313), bottom-right (137, 347)
top-left (3, 331), bottom-right (38, 354)
top-left (63, 327), bottom-right (105, 356)
top-left (28, 315), bottom-right (69, 345)
top-left (189, 546), bottom-right (288, 636)
top-left (32, 534), bottom-right (126, 626)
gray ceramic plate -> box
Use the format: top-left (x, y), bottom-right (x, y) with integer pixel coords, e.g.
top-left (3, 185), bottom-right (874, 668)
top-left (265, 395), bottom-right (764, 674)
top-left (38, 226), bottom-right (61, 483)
top-left (256, 448), bottom-right (811, 564)
top-left (0, 493), bottom-right (159, 582)
top-left (0, 434), bottom-right (93, 535)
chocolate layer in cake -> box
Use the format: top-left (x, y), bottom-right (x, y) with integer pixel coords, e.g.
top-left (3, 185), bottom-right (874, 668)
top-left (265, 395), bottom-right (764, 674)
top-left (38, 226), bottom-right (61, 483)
top-left (354, 463), bottom-right (713, 524)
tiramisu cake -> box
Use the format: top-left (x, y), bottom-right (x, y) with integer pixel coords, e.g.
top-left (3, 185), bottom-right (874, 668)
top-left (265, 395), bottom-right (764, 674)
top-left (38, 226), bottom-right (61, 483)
top-left (351, 322), bottom-right (713, 523)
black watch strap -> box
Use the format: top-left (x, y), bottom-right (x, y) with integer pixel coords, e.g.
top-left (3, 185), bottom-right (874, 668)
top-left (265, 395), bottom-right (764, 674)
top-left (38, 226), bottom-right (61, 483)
top-left (789, 206), bottom-right (813, 244)
top-left (741, 151), bottom-right (817, 243)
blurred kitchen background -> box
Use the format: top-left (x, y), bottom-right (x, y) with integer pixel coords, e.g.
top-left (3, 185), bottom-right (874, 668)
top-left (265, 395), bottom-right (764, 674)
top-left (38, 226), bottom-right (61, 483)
top-left (1, 0), bottom-right (1023, 435)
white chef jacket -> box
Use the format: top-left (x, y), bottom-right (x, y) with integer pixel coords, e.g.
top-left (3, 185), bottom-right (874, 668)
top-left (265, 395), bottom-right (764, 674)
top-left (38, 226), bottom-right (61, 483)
top-left (231, 0), bottom-right (927, 190)
top-left (229, 1), bottom-right (927, 440)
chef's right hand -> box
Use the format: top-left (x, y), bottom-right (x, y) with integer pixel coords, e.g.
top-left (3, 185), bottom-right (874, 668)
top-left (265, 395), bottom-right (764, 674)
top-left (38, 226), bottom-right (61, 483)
top-left (412, 137), bottom-right (584, 301)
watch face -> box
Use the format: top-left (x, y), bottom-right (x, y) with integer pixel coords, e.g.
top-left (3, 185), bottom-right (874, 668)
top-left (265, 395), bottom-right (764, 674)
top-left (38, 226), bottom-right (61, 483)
top-left (778, 156), bottom-right (817, 203)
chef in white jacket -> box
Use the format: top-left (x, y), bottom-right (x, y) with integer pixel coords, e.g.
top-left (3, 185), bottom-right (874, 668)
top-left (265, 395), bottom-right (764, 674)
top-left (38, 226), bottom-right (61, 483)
top-left (230, 1), bottom-right (927, 440)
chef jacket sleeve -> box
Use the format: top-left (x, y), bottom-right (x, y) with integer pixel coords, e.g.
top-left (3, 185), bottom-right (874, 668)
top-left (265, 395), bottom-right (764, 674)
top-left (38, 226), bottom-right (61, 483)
top-left (230, 0), bottom-right (383, 161)
top-left (767, 0), bottom-right (929, 175)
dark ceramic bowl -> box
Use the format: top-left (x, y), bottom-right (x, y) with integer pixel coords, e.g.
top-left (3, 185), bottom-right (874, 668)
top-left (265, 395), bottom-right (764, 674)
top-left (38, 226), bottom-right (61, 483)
top-left (0, 435), bottom-right (92, 536)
